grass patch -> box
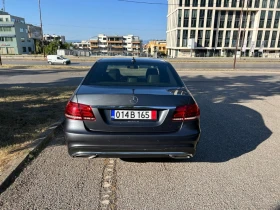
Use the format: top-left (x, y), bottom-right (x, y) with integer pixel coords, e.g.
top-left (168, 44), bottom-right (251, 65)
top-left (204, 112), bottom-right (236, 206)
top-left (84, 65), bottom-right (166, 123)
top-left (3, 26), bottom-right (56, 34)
top-left (0, 86), bottom-right (76, 173)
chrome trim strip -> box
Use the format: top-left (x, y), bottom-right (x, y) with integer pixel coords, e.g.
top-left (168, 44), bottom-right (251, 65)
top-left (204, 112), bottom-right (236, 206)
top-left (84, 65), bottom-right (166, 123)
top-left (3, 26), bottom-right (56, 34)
top-left (73, 151), bottom-right (189, 156)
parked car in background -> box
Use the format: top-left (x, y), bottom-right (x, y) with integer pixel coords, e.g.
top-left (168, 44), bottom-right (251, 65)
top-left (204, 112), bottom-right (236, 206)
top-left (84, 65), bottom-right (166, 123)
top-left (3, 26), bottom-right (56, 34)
top-left (63, 58), bottom-right (201, 159)
top-left (47, 55), bottom-right (71, 65)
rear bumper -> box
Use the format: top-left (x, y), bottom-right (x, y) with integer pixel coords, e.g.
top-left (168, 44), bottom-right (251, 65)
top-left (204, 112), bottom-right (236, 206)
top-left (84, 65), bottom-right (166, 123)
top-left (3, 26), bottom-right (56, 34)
top-left (64, 120), bottom-right (200, 158)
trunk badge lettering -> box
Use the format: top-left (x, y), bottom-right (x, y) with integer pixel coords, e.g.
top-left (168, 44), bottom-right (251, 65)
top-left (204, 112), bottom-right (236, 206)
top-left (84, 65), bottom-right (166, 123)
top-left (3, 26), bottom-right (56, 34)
top-left (130, 96), bottom-right (138, 104)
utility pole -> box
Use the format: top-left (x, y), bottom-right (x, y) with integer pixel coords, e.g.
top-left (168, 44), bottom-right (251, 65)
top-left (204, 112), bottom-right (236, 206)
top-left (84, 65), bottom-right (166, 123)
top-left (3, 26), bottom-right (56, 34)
top-left (38, 0), bottom-right (45, 57)
top-left (2, 0), bottom-right (5, 11)
top-left (233, 0), bottom-right (245, 69)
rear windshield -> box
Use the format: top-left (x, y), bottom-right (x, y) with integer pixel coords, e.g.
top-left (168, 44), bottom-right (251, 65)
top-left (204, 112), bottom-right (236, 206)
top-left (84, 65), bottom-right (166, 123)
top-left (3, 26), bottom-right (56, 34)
top-left (82, 61), bottom-right (183, 87)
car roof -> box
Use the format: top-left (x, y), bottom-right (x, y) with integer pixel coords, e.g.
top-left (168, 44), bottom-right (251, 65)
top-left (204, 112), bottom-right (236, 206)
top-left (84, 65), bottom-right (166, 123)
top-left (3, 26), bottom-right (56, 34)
top-left (96, 57), bottom-right (168, 64)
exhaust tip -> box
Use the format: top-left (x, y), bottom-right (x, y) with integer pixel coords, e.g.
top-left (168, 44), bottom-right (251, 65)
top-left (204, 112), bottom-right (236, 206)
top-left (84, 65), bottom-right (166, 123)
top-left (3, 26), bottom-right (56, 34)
top-left (88, 155), bottom-right (98, 159)
top-left (169, 154), bottom-right (193, 159)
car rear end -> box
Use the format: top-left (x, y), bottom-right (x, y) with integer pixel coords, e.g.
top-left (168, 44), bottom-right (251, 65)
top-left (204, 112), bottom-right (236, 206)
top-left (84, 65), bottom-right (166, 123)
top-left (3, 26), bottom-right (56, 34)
top-left (63, 58), bottom-right (200, 159)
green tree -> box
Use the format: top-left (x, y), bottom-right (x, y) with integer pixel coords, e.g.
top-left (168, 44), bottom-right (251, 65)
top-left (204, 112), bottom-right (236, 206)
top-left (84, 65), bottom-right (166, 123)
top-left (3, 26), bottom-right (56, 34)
top-left (44, 40), bottom-right (60, 55)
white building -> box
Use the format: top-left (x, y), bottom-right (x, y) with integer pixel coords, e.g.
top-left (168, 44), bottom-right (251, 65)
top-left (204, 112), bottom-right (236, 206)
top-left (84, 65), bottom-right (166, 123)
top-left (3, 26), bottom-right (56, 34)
top-left (72, 40), bottom-right (90, 50)
top-left (167, 0), bottom-right (280, 57)
top-left (90, 34), bottom-right (142, 55)
top-left (43, 34), bottom-right (65, 43)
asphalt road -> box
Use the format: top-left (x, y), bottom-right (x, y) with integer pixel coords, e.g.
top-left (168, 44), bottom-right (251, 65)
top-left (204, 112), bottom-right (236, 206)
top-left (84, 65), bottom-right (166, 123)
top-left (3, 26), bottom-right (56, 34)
top-left (0, 69), bottom-right (280, 209)
top-left (2, 59), bottom-right (280, 69)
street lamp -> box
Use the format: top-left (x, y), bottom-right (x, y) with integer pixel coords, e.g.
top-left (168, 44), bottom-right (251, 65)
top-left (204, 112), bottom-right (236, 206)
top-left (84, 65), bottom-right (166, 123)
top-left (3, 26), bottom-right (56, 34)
top-left (38, 0), bottom-right (45, 57)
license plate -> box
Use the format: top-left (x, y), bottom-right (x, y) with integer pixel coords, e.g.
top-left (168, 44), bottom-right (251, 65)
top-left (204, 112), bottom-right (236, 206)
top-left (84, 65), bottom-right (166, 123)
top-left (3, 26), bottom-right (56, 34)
top-left (111, 110), bottom-right (157, 120)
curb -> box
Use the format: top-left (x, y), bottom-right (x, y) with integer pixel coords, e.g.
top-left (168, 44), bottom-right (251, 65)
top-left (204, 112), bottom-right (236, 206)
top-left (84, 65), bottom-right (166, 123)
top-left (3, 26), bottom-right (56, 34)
top-left (0, 118), bottom-right (64, 194)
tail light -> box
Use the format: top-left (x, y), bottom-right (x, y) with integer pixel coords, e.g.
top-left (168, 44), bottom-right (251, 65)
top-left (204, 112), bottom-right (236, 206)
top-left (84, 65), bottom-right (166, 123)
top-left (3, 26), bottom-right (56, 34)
top-left (172, 104), bottom-right (200, 121)
top-left (65, 101), bottom-right (96, 121)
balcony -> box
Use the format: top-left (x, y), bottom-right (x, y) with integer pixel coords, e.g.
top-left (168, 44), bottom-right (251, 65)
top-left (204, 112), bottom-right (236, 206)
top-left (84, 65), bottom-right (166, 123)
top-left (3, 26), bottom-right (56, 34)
top-left (107, 40), bottom-right (123, 44)
top-left (0, 21), bottom-right (15, 27)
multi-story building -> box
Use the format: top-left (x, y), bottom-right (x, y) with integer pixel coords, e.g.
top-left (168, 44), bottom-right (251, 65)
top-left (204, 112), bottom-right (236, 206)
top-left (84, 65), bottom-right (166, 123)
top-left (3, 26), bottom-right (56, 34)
top-left (43, 34), bottom-right (66, 43)
top-left (72, 40), bottom-right (90, 50)
top-left (0, 11), bottom-right (35, 54)
top-left (167, 0), bottom-right (280, 57)
top-left (90, 34), bottom-right (142, 55)
top-left (145, 40), bottom-right (167, 55)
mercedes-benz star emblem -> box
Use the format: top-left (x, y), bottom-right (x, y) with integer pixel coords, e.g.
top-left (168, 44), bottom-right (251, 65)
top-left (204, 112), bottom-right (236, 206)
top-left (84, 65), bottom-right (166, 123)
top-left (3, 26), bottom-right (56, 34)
top-left (130, 96), bottom-right (138, 104)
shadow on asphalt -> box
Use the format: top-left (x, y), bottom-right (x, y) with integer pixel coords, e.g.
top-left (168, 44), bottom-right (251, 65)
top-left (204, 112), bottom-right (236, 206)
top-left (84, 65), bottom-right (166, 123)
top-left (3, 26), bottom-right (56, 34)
top-left (121, 74), bottom-right (280, 163)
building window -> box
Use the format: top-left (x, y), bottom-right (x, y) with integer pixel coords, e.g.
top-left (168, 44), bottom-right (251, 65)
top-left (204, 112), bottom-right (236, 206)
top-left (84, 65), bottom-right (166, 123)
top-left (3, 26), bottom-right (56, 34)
top-left (5, 37), bottom-right (13, 41)
top-left (270, 31), bottom-right (277, 47)
top-left (242, 14), bottom-right (247, 28)
top-left (25, 29), bottom-right (28, 33)
top-left (232, 31), bottom-right (238, 47)
top-left (27, 39), bottom-right (31, 42)
top-left (224, 0), bottom-right (229, 7)
top-left (212, 31), bottom-right (217, 47)
top-left (224, 31), bottom-right (231, 47)
top-left (199, 10), bottom-right (205, 27)
top-left (249, 12), bottom-right (256, 28)
top-left (200, 0), bottom-right (206, 7)
top-left (214, 11), bottom-right (219, 28)
top-left (206, 10), bottom-right (212, 27)
top-left (21, 38), bottom-right (25, 42)
top-left (191, 10), bottom-right (197, 27)
top-left (20, 28), bottom-right (24, 32)
top-left (254, 0), bottom-right (260, 7)
top-left (278, 0), bottom-right (280, 8)
top-left (264, 31), bottom-right (270, 47)
top-left (179, 0), bottom-right (182, 6)
top-left (266, 11), bottom-right (273, 28)
top-left (177, 30), bottom-right (181, 47)
top-left (248, 0), bottom-right (253, 7)
top-left (0, 18), bottom-right (3, 22)
top-left (232, 0), bottom-right (237, 7)
top-left (278, 34), bottom-right (280, 47)
top-left (22, 47), bottom-right (26, 52)
top-left (205, 30), bottom-right (211, 47)
top-left (0, 37), bottom-right (5, 41)
top-left (217, 31), bottom-right (223, 47)
top-left (178, 9), bottom-right (182, 27)
top-left (185, 0), bottom-right (190, 6)
top-left (208, 0), bottom-right (213, 7)
top-left (183, 9), bottom-right (189, 27)
top-left (227, 11), bottom-right (233, 28)
top-left (234, 11), bottom-right (241, 28)
top-left (219, 11), bottom-right (225, 28)
top-left (193, 0), bottom-right (198, 7)
top-left (269, 0), bottom-right (275, 8)
top-left (5, 18), bottom-right (9, 21)
top-left (216, 0), bottom-right (221, 7)
top-left (262, 0), bottom-right (267, 8)
top-left (197, 30), bottom-right (203, 47)
top-left (28, 47), bottom-right (32, 52)
top-left (256, 31), bottom-right (263, 47)
top-left (190, 30), bottom-right (195, 38)
top-left (259, 11), bottom-right (266, 28)
top-left (182, 30), bottom-right (188, 47)
top-left (0, 27), bottom-right (12, 31)
top-left (239, 0), bottom-right (244, 7)
top-left (274, 11), bottom-right (280, 28)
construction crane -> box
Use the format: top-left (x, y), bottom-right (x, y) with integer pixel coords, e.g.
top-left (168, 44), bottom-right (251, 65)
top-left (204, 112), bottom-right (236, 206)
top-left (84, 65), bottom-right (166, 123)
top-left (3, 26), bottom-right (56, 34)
top-left (2, 0), bottom-right (5, 11)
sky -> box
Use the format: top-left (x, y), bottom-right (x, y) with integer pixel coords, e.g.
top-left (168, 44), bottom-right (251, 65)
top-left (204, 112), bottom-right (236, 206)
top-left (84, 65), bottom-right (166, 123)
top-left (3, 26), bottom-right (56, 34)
top-left (4, 0), bottom-right (168, 41)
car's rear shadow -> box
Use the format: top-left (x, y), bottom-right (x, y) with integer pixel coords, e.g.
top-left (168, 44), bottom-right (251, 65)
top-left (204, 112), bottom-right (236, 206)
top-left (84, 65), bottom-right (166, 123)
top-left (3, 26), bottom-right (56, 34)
top-left (121, 74), bottom-right (278, 163)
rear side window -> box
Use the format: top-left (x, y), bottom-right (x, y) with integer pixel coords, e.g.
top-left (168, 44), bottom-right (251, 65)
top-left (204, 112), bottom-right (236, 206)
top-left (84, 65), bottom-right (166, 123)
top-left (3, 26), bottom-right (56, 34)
top-left (83, 61), bottom-right (183, 87)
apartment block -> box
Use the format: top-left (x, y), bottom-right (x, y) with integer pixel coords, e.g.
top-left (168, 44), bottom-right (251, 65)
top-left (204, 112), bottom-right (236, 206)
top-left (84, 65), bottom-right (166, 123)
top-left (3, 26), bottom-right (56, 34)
top-left (0, 11), bottom-right (35, 54)
top-left (90, 34), bottom-right (142, 56)
top-left (167, 0), bottom-right (280, 57)
top-left (44, 34), bottom-right (66, 43)
top-left (144, 40), bottom-right (167, 55)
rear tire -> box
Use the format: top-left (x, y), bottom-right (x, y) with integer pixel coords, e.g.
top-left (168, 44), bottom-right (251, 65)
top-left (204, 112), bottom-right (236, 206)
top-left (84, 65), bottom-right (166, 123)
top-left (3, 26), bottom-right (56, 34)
top-left (63, 62), bottom-right (66, 65)
top-left (48, 61), bottom-right (52, 65)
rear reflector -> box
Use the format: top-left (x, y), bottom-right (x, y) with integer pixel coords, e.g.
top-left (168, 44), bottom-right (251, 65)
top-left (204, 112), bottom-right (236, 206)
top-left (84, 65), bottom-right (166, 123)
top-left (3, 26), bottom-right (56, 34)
top-left (172, 104), bottom-right (200, 121)
top-left (65, 101), bottom-right (96, 121)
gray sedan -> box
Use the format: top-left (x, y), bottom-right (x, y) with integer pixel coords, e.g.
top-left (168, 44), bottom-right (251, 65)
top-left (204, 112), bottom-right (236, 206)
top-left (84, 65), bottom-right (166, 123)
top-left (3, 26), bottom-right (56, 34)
top-left (63, 58), bottom-right (200, 159)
